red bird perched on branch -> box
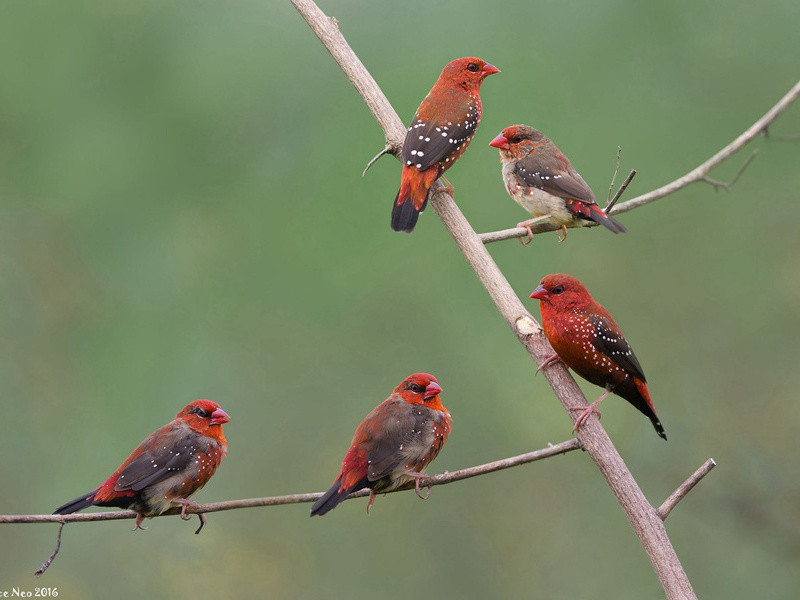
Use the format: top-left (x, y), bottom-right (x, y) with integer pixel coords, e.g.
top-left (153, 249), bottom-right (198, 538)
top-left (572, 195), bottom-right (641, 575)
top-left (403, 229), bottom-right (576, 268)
top-left (311, 373), bottom-right (451, 516)
top-left (489, 125), bottom-right (626, 241)
top-left (391, 57), bottom-right (499, 232)
top-left (530, 274), bottom-right (666, 440)
top-left (53, 400), bottom-right (230, 533)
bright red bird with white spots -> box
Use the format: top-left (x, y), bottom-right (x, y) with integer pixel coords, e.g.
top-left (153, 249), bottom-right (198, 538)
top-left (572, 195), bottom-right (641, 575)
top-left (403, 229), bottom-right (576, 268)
top-left (530, 274), bottom-right (665, 439)
top-left (392, 57), bottom-right (499, 232)
top-left (310, 373), bottom-right (451, 516)
top-left (54, 400), bottom-right (230, 532)
top-left (489, 125), bottom-right (626, 241)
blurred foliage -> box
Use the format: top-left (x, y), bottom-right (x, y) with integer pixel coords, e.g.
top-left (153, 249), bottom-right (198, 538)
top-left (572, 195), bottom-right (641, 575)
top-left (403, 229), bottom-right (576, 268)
top-left (1, 0), bottom-right (799, 598)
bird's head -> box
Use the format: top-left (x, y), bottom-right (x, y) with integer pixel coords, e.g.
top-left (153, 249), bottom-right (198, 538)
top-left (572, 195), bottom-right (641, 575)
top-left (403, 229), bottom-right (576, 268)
top-left (489, 125), bottom-right (547, 159)
top-left (439, 57), bottom-right (499, 92)
top-left (394, 373), bottom-right (445, 410)
top-left (530, 273), bottom-right (591, 309)
top-left (177, 399), bottom-right (230, 434)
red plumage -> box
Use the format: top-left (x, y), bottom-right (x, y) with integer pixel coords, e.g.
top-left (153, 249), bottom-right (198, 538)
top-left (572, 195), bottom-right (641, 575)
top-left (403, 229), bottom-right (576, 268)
top-left (530, 274), bottom-right (665, 439)
top-left (489, 125), bottom-right (626, 241)
top-left (311, 373), bottom-right (451, 516)
top-left (392, 57), bottom-right (499, 232)
top-left (54, 399), bottom-right (230, 532)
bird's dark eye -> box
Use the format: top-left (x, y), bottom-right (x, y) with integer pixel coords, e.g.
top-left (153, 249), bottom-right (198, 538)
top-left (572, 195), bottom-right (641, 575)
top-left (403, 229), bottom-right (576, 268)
top-left (194, 407), bottom-right (210, 418)
top-left (407, 383), bottom-right (424, 393)
top-left (466, 63), bottom-right (479, 72)
top-left (511, 135), bottom-right (523, 143)
top-left (552, 285), bottom-right (565, 295)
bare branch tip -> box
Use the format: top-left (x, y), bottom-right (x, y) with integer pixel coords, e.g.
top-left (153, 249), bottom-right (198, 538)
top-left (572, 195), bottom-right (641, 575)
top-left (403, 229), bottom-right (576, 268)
top-left (362, 146), bottom-right (395, 176)
top-left (34, 520), bottom-right (65, 577)
top-left (701, 149), bottom-right (758, 192)
top-left (606, 169), bottom-right (637, 213)
top-left (657, 458), bottom-right (717, 521)
top-left (606, 146), bottom-right (624, 203)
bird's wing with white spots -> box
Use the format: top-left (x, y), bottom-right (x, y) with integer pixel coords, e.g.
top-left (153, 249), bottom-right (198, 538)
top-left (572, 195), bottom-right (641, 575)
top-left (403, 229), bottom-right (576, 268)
top-left (401, 112), bottom-right (478, 171)
top-left (514, 157), bottom-right (596, 203)
top-left (365, 409), bottom-right (430, 482)
top-left (114, 436), bottom-right (202, 492)
top-left (589, 315), bottom-right (646, 381)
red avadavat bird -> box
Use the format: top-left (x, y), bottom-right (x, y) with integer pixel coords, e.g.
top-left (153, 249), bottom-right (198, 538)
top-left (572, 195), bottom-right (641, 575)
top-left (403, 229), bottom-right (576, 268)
top-left (54, 400), bottom-right (230, 532)
top-left (310, 373), bottom-right (451, 516)
top-left (530, 274), bottom-right (666, 440)
top-left (489, 125), bottom-right (626, 241)
top-left (391, 57), bottom-right (499, 232)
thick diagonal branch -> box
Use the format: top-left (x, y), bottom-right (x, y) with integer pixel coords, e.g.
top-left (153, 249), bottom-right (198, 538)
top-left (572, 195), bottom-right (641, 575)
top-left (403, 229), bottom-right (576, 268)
top-left (291, 1), bottom-right (703, 597)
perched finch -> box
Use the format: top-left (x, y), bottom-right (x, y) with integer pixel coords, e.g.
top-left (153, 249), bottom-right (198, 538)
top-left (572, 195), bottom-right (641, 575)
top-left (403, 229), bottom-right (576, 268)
top-left (311, 373), bottom-right (451, 516)
top-left (53, 399), bottom-right (230, 532)
top-left (530, 274), bottom-right (665, 439)
top-left (392, 57), bottom-right (499, 232)
top-left (489, 125), bottom-right (626, 241)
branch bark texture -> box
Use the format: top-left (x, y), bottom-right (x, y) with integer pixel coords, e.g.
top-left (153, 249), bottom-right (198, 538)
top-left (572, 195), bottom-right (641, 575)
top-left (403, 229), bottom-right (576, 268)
top-left (290, 0), bottom-right (723, 597)
top-left (1, 439), bottom-right (581, 524)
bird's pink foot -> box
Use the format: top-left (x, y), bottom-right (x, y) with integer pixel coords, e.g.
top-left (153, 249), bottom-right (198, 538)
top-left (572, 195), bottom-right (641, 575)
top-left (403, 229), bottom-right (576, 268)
top-left (439, 176), bottom-right (454, 197)
top-left (366, 490), bottom-right (376, 515)
top-left (516, 216), bottom-right (552, 246)
top-left (133, 513), bottom-right (147, 531)
top-left (557, 225), bottom-right (568, 242)
top-left (568, 390), bottom-right (611, 431)
top-left (536, 353), bottom-right (562, 375)
top-left (407, 471), bottom-right (432, 500)
top-left (174, 498), bottom-right (206, 534)
top-left (174, 498), bottom-right (200, 520)
top-left (518, 225), bottom-right (534, 246)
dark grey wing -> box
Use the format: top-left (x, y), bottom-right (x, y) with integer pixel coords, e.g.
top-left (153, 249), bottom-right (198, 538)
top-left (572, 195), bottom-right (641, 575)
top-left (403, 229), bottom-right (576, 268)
top-left (514, 156), bottom-right (596, 203)
top-left (589, 314), bottom-right (647, 382)
top-left (365, 407), bottom-right (430, 482)
top-left (401, 104), bottom-right (480, 170)
top-left (114, 431), bottom-right (201, 492)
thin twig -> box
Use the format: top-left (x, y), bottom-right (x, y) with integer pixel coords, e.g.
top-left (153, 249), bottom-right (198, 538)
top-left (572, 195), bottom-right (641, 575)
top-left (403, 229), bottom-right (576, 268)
top-left (478, 80), bottom-right (800, 243)
top-left (657, 459), bottom-right (717, 521)
top-left (606, 146), bottom-right (622, 204)
top-left (700, 150), bottom-right (758, 191)
top-left (605, 169), bottom-right (637, 214)
top-left (612, 80), bottom-right (800, 215)
top-left (0, 439), bottom-right (581, 525)
top-left (362, 145), bottom-right (394, 176)
top-left (762, 125), bottom-right (800, 142)
top-left (34, 520), bottom-right (65, 576)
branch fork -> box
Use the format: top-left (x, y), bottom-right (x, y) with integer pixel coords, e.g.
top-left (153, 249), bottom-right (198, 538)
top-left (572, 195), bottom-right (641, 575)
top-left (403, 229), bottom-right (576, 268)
top-left (289, 2), bottom-right (800, 597)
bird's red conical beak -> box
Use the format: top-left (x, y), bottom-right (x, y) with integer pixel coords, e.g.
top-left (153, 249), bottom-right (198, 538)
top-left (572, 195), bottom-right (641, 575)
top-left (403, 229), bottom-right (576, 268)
top-left (211, 408), bottom-right (230, 425)
top-left (489, 134), bottom-right (510, 150)
top-left (530, 284), bottom-right (548, 300)
top-left (424, 381), bottom-right (443, 399)
top-left (482, 63), bottom-right (500, 76)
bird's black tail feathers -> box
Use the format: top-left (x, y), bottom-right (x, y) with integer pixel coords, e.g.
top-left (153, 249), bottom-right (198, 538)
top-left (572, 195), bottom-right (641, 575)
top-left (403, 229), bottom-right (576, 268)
top-left (615, 380), bottom-right (667, 440)
top-left (588, 204), bottom-right (627, 234)
top-left (310, 479), bottom-right (366, 517)
top-left (53, 489), bottom-right (99, 515)
top-left (390, 193), bottom-right (428, 233)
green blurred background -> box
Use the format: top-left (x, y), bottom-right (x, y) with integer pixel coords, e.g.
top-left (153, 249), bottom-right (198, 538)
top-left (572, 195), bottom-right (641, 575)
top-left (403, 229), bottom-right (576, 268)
top-left (1, 0), bottom-right (799, 598)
